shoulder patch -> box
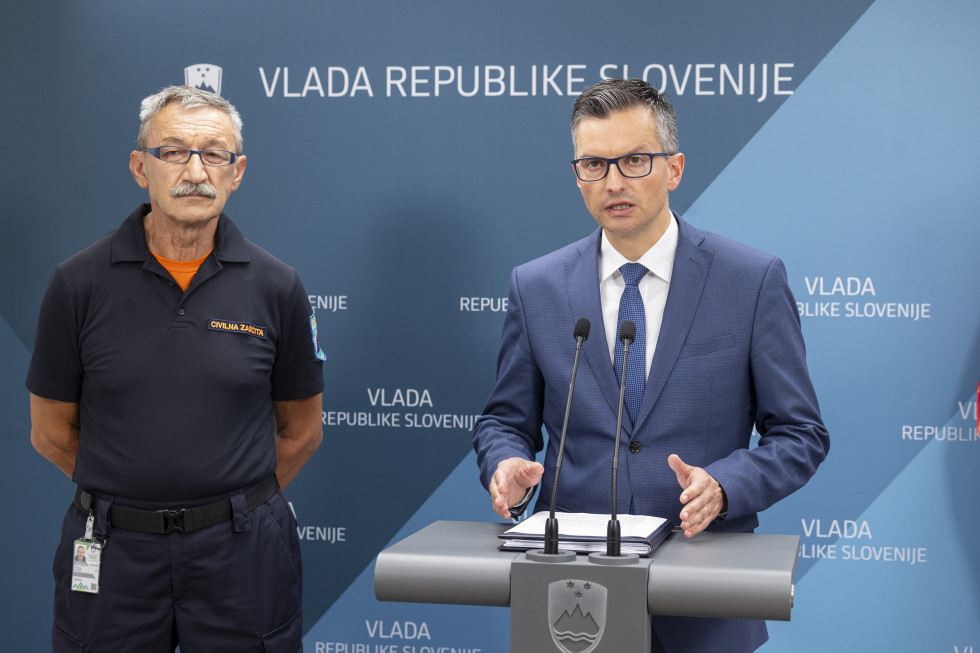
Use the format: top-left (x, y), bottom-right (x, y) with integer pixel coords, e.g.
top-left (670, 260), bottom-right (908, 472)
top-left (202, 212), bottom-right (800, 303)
top-left (310, 313), bottom-right (327, 361)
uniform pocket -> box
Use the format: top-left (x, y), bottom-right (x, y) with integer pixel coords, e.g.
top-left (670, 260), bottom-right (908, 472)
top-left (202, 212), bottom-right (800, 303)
top-left (52, 625), bottom-right (84, 652)
top-left (262, 607), bottom-right (303, 653)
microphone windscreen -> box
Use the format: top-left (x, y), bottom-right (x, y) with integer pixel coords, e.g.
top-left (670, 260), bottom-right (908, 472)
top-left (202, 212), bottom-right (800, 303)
top-left (619, 320), bottom-right (636, 344)
top-left (573, 318), bottom-right (591, 341)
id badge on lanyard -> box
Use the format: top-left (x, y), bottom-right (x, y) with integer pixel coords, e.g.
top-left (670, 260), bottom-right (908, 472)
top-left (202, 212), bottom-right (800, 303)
top-left (71, 512), bottom-right (103, 594)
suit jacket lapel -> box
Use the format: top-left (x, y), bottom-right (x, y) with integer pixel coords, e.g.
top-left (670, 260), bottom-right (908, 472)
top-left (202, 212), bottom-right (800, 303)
top-left (634, 216), bottom-right (713, 431)
top-left (564, 230), bottom-right (627, 427)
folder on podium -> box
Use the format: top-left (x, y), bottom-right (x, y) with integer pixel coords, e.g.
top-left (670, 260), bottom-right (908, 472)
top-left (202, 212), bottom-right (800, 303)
top-left (498, 511), bottom-right (672, 556)
top-left (375, 520), bottom-right (799, 652)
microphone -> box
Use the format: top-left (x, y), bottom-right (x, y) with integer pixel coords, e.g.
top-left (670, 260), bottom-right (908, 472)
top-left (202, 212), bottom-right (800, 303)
top-left (543, 318), bottom-right (591, 555)
top-left (607, 320), bottom-right (635, 557)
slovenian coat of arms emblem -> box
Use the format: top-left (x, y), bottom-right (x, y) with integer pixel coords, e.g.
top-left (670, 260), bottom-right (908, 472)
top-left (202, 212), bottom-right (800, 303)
top-left (184, 64), bottom-right (222, 96)
top-left (548, 579), bottom-right (607, 653)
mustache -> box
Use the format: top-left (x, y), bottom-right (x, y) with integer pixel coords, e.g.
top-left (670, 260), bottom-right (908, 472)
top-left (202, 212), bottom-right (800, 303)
top-left (170, 181), bottom-right (217, 199)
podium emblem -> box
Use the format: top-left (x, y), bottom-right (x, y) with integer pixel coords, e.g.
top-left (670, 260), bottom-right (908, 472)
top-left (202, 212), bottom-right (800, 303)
top-left (548, 579), bottom-right (607, 653)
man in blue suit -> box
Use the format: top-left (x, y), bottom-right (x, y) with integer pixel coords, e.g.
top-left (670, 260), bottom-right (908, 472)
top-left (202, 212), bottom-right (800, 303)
top-left (472, 78), bottom-right (829, 652)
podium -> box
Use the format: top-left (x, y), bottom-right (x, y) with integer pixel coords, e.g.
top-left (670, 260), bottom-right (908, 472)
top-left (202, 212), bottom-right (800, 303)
top-left (374, 520), bottom-right (799, 652)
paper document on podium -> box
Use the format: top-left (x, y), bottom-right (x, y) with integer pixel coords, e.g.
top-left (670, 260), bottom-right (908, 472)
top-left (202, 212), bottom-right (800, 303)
top-left (498, 512), bottom-right (672, 556)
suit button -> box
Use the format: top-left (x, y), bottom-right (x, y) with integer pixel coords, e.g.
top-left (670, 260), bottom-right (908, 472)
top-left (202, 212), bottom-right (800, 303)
top-left (629, 441), bottom-right (641, 454)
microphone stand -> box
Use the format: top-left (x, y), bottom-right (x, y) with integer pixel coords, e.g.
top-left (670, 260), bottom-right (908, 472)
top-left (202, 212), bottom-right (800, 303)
top-left (590, 320), bottom-right (639, 566)
top-left (527, 318), bottom-right (589, 564)
top-left (544, 323), bottom-right (588, 554)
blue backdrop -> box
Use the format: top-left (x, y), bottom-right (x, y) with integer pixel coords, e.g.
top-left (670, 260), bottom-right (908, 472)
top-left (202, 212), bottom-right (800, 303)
top-left (2, 1), bottom-right (978, 651)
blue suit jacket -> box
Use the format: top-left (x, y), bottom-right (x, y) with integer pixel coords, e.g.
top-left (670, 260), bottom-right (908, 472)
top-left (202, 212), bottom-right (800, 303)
top-left (473, 215), bottom-right (829, 652)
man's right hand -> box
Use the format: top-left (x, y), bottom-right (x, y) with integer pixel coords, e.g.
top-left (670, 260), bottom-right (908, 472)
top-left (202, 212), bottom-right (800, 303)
top-left (489, 457), bottom-right (544, 520)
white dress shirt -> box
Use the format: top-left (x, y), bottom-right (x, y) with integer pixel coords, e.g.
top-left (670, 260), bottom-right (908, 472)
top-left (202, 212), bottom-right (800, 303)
top-left (598, 215), bottom-right (679, 380)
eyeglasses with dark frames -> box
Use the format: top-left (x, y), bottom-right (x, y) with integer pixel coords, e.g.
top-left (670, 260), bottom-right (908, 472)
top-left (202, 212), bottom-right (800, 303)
top-left (143, 146), bottom-right (239, 167)
top-left (571, 152), bottom-right (673, 182)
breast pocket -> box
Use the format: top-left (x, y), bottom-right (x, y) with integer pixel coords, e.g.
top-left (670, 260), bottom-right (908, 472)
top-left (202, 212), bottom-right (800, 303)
top-left (664, 334), bottom-right (743, 452)
top-left (678, 334), bottom-right (735, 358)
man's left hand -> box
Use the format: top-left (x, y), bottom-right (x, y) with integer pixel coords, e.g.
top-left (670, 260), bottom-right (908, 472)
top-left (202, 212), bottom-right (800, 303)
top-left (668, 453), bottom-right (726, 538)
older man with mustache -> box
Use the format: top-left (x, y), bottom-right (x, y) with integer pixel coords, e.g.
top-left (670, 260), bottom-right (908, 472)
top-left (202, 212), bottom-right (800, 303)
top-left (27, 86), bottom-right (325, 652)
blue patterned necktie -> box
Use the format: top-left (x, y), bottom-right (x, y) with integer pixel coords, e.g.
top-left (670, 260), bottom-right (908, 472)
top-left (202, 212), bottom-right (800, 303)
top-left (614, 262), bottom-right (648, 425)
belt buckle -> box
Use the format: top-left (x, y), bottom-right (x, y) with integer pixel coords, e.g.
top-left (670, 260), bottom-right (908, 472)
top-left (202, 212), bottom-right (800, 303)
top-left (161, 509), bottom-right (186, 534)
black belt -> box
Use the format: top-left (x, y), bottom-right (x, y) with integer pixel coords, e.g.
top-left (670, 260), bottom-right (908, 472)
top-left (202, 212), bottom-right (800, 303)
top-left (72, 476), bottom-right (280, 535)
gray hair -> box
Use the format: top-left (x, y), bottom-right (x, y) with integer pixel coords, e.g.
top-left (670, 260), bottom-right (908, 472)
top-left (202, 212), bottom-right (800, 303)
top-left (570, 78), bottom-right (678, 155)
top-left (136, 86), bottom-right (244, 153)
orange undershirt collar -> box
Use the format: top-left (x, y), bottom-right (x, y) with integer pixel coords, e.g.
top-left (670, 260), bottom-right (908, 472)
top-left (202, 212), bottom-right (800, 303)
top-left (150, 249), bottom-right (213, 291)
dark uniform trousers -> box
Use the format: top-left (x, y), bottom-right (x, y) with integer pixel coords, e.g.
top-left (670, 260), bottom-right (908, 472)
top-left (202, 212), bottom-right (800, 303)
top-left (52, 489), bottom-right (303, 652)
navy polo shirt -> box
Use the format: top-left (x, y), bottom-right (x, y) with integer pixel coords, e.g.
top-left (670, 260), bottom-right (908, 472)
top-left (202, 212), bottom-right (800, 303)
top-left (27, 205), bottom-right (325, 501)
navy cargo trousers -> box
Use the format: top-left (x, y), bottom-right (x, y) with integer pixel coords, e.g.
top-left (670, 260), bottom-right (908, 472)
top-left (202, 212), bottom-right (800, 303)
top-left (51, 488), bottom-right (303, 652)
